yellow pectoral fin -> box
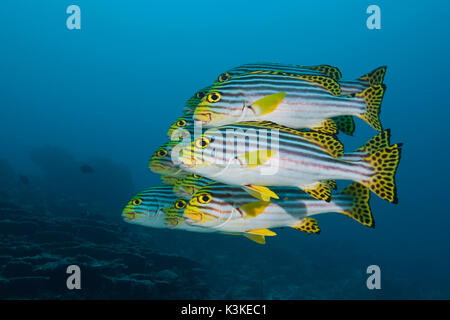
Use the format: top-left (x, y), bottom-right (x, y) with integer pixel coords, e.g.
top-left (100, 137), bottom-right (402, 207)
top-left (239, 201), bottom-right (271, 219)
top-left (243, 185), bottom-right (279, 201)
top-left (291, 218), bottom-right (321, 234)
top-left (244, 234), bottom-right (266, 244)
top-left (245, 228), bottom-right (277, 236)
top-left (239, 149), bottom-right (276, 168)
top-left (250, 92), bottom-right (286, 116)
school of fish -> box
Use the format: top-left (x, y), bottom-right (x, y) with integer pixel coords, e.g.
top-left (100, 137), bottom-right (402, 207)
top-left (123, 63), bottom-right (402, 244)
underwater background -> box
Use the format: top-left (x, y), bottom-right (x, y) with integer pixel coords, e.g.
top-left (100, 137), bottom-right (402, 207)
top-left (0, 0), bottom-right (449, 299)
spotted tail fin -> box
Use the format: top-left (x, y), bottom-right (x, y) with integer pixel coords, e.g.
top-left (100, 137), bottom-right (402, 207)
top-left (354, 84), bottom-right (385, 131)
top-left (359, 144), bottom-right (403, 203)
top-left (338, 182), bottom-right (374, 228)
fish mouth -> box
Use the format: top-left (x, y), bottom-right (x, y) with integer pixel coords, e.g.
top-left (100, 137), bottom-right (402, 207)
top-left (193, 112), bottom-right (211, 124)
top-left (122, 208), bottom-right (148, 221)
top-left (184, 206), bottom-right (205, 223)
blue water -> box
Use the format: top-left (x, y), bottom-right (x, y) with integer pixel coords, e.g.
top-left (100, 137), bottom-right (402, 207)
top-left (1, 0), bottom-right (449, 299)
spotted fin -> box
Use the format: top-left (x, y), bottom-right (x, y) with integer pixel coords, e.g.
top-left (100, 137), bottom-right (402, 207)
top-left (302, 65), bottom-right (342, 81)
top-left (298, 131), bottom-right (344, 158)
top-left (250, 92), bottom-right (286, 116)
top-left (238, 150), bottom-right (277, 168)
top-left (359, 144), bottom-right (402, 203)
top-left (324, 180), bottom-right (337, 190)
top-left (358, 66), bottom-right (387, 87)
top-left (356, 129), bottom-right (391, 154)
top-left (310, 119), bottom-right (338, 135)
top-left (243, 185), bottom-right (279, 201)
top-left (239, 201), bottom-right (271, 219)
top-left (332, 116), bottom-right (355, 136)
top-left (291, 218), bottom-right (321, 234)
top-left (354, 84), bottom-right (385, 131)
top-left (301, 181), bottom-right (332, 202)
top-left (245, 228), bottom-right (277, 236)
top-left (295, 74), bottom-right (341, 96)
top-left (338, 182), bottom-right (374, 227)
top-left (243, 234), bottom-right (266, 244)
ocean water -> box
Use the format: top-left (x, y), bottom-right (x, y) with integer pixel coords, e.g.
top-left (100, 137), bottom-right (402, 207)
top-left (0, 0), bottom-right (449, 299)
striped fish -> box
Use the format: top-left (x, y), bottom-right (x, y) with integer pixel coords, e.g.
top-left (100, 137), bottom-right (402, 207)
top-left (168, 181), bottom-right (373, 244)
top-left (193, 70), bottom-right (386, 133)
top-left (122, 185), bottom-right (177, 227)
top-left (149, 141), bottom-right (189, 178)
top-left (215, 63), bottom-right (386, 96)
top-left (122, 185), bottom-right (209, 233)
top-left (184, 64), bottom-right (386, 135)
top-left (180, 122), bottom-right (402, 203)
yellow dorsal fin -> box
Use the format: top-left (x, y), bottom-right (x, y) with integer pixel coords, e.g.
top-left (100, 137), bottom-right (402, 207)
top-left (243, 185), bottom-right (279, 201)
top-left (295, 74), bottom-right (341, 96)
top-left (302, 65), bottom-right (342, 81)
top-left (238, 149), bottom-right (276, 168)
top-left (310, 119), bottom-right (338, 135)
top-left (237, 121), bottom-right (343, 158)
top-left (300, 181), bottom-right (332, 202)
top-left (245, 228), bottom-right (277, 236)
top-left (249, 92), bottom-right (286, 116)
top-left (291, 218), bottom-right (321, 234)
top-left (239, 201), bottom-right (271, 219)
top-left (244, 234), bottom-right (266, 244)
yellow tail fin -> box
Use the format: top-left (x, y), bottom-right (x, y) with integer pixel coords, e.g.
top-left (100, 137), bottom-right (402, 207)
top-left (360, 143), bottom-right (403, 203)
top-left (354, 84), bottom-right (385, 131)
top-left (338, 182), bottom-right (374, 228)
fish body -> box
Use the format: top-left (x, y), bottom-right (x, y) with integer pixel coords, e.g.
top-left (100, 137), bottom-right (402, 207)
top-left (179, 181), bottom-right (373, 234)
top-left (180, 123), bottom-right (401, 203)
top-left (194, 71), bottom-right (385, 131)
top-left (217, 63), bottom-right (385, 96)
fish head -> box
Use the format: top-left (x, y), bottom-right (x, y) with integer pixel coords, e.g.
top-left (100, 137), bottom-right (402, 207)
top-left (178, 128), bottom-right (234, 175)
top-left (149, 141), bottom-right (186, 177)
top-left (193, 87), bottom-right (245, 127)
top-left (122, 186), bottom-right (176, 228)
top-left (183, 86), bottom-right (212, 113)
top-left (167, 112), bottom-right (195, 140)
top-left (160, 198), bottom-right (188, 228)
top-left (184, 187), bottom-right (236, 227)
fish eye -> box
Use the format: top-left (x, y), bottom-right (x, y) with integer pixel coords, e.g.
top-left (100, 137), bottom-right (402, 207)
top-left (132, 198), bottom-right (142, 206)
top-left (207, 92), bottom-right (221, 103)
top-left (217, 72), bottom-right (230, 82)
top-left (195, 137), bottom-right (210, 149)
top-left (196, 91), bottom-right (206, 99)
top-left (198, 193), bottom-right (212, 204)
top-left (156, 149), bottom-right (167, 157)
top-left (175, 199), bottom-right (186, 209)
top-left (176, 119), bottom-right (187, 127)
